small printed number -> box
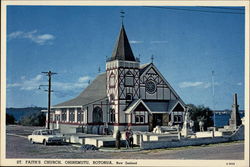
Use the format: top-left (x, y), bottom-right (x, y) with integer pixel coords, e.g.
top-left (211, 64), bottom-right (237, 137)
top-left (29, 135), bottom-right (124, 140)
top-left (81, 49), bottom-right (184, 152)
top-left (226, 162), bottom-right (235, 165)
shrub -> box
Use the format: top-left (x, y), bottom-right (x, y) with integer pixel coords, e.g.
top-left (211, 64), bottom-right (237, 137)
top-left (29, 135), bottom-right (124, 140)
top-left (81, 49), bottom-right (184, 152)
top-left (187, 104), bottom-right (214, 131)
top-left (20, 112), bottom-right (46, 126)
top-left (6, 113), bottom-right (16, 125)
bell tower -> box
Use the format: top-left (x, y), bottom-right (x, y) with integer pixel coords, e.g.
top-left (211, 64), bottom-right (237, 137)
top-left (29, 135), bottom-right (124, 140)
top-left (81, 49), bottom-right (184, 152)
top-left (106, 22), bottom-right (140, 131)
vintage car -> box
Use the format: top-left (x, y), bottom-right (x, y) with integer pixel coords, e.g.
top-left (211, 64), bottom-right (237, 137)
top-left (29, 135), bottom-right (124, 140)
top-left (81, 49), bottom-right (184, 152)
top-left (28, 129), bottom-right (64, 145)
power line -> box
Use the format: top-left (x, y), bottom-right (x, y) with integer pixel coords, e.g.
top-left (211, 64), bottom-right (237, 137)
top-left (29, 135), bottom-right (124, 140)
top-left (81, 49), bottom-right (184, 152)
top-left (143, 6), bottom-right (245, 15)
top-left (201, 6), bottom-right (244, 11)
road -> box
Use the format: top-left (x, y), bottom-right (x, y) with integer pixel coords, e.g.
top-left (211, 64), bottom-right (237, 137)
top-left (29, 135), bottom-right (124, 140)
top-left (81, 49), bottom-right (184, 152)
top-left (6, 125), bottom-right (244, 159)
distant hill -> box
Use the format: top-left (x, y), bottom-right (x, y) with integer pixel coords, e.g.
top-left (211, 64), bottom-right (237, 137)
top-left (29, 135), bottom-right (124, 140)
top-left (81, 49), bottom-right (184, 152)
top-left (6, 107), bottom-right (46, 121)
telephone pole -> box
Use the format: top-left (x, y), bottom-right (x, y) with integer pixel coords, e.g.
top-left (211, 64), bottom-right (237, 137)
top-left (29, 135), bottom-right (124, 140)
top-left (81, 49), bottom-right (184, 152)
top-left (42, 71), bottom-right (57, 129)
top-left (211, 70), bottom-right (216, 127)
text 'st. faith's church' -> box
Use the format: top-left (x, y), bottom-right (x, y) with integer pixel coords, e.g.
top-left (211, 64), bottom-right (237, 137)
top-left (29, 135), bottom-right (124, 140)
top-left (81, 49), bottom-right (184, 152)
top-left (47, 20), bottom-right (186, 134)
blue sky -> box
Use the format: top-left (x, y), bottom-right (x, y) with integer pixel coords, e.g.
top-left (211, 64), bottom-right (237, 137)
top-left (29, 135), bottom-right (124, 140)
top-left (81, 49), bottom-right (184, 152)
top-left (6, 6), bottom-right (245, 110)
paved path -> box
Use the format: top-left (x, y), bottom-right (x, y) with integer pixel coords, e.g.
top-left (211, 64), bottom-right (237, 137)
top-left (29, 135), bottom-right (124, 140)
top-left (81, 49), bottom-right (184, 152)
top-left (5, 125), bottom-right (244, 159)
top-left (6, 134), bottom-right (244, 159)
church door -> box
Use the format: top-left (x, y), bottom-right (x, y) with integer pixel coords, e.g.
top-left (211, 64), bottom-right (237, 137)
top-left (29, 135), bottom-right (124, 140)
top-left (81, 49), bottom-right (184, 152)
top-left (152, 114), bottom-right (163, 128)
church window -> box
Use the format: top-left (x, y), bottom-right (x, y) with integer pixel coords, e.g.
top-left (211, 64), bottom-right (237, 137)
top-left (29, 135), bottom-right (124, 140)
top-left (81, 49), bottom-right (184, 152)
top-left (50, 113), bottom-right (54, 122)
top-left (110, 109), bottom-right (116, 123)
top-left (69, 108), bottom-right (75, 122)
top-left (109, 94), bottom-right (115, 104)
top-left (145, 80), bottom-right (156, 94)
top-left (135, 111), bottom-right (145, 124)
top-left (109, 73), bottom-right (115, 87)
top-left (135, 115), bottom-right (144, 124)
top-left (77, 108), bottom-right (84, 122)
top-left (125, 71), bottom-right (134, 86)
top-left (61, 109), bottom-right (67, 121)
top-left (174, 115), bottom-right (182, 123)
top-left (93, 106), bottom-right (103, 123)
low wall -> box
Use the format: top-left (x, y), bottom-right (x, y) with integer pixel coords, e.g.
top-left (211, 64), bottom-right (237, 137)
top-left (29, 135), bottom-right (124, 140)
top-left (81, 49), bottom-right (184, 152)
top-left (141, 137), bottom-right (230, 150)
top-left (141, 125), bottom-right (244, 150)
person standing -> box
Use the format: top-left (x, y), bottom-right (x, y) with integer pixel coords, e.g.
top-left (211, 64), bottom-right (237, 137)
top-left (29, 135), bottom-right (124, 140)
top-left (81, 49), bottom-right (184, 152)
top-left (125, 128), bottom-right (130, 149)
top-left (129, 128), bottom-right (134, 149)
top-left (116, 130), bottom-right (121, 149)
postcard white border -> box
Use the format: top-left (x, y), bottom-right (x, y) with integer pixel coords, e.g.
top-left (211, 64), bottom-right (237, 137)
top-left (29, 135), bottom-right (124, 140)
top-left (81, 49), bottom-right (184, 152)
top-left (1, 0), bottom-right (249, 166)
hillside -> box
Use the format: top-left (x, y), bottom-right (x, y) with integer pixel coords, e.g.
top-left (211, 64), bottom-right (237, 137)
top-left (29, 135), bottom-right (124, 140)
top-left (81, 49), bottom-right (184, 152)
top-left (6, 107), bottom-right (46, 121)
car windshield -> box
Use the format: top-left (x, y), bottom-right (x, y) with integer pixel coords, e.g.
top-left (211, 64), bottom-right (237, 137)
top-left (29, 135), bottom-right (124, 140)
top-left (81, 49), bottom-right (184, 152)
top-left (41, 130), bottom-right (56, 135)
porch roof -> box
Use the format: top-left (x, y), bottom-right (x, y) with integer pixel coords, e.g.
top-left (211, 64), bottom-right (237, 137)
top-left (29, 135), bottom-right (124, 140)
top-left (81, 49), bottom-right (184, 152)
top-left (125, 99), bottom-right (152, 114)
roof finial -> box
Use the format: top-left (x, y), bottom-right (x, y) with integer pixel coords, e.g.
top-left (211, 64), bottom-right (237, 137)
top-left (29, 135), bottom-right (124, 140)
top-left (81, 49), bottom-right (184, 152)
top-left (98, 66), bottom-right (101, 73)
top-left (151, 54), bottom-right (154, 63)
top-left (120, 10), bottom-right (125, 25)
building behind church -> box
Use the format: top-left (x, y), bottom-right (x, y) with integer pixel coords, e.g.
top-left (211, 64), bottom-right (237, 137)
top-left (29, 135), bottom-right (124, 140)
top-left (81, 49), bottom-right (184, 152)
top-left (45, 22), bottom-right (186, 134)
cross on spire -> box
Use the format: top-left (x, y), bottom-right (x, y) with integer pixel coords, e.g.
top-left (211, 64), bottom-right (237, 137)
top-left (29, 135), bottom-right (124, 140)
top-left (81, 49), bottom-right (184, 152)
top-left (151, 54), bottom-right (154, 63)
top-left (120, 10), bottom-right (125, 25)
top-left (98, 66), bottom-right (101, 73)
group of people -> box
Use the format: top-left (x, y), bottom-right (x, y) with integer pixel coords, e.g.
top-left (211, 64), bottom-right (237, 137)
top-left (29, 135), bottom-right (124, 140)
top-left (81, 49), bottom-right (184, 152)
top-left (115, 127), bottom-right (134, 149)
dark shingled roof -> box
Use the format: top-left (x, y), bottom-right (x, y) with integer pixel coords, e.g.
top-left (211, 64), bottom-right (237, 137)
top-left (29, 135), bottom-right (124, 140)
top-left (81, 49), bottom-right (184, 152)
top-left (110, 25), bottom-right (136, 61)
top-left (54, 73), bottom-right (107, 107)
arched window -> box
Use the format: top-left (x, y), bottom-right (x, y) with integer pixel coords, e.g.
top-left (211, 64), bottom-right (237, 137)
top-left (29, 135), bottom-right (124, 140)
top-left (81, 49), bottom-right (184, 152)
top-left (109, 73), bottom-right (115, 87)
top-left (125, 71), bottom-right (134, 86)
top-left (93, 106), bottom-right (103, 123)
top-left (110, 109), bottom-right (116, 123)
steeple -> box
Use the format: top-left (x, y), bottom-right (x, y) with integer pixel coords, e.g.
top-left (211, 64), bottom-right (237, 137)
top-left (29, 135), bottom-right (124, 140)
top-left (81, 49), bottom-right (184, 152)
top-left (110, 25), bottom-right (136, 62)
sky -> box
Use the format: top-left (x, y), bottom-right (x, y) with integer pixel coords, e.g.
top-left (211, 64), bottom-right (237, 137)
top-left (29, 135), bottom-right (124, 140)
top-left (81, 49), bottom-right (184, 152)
top-left (6, 6), bottom-right (245, 110)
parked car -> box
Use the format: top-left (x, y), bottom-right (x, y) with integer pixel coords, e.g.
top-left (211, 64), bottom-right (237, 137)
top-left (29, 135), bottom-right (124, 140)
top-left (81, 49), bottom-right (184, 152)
top-left (28, 129), bottom-right (64, 145)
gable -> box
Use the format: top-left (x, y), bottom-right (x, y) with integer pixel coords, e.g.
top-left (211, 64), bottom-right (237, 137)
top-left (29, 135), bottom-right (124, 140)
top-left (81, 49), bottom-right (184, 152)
top-left (173, 103), bottom-right (185, 111)
top-left (135, 103), bottom-right (148, 111)
top-left (140, 63), bottom-right (185, 106)
top-left (140, 66), bottom-right (165, 85)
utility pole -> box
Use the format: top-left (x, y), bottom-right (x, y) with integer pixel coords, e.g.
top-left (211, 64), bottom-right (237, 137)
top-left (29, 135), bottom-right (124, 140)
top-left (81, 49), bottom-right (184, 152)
top-left (211, 70), bottom-right (216, 127)
top-left (41, 71), bottom-right (57, 129)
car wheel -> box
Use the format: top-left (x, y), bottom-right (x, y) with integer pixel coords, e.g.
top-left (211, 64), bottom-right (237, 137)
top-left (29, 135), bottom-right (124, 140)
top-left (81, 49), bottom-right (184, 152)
top-left (43, 139), bottom-right (47, 146)
top-left (30, 139), bottom-right (34, 144)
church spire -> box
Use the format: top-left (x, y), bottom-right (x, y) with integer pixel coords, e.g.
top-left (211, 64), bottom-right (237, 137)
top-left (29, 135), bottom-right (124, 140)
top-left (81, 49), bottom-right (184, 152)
top-left (109, 13), bottom-right (136, 62)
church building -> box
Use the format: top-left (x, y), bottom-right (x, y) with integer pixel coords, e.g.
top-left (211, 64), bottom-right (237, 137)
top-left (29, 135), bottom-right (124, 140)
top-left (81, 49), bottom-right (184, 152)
top-left (48, 22), bottom-right (186, 134)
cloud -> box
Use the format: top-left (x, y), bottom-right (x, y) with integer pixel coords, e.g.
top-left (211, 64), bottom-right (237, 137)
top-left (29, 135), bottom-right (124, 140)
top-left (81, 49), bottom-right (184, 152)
top-left (7, 74), bottom-right (44, 90)
top-left (237, 82), bottom-right (242, 86)
top-left (150, 40), bottom-right (168, 44)
top-left (8, 30), bottom-right (55, 45)
top-left (78, 76), bottom-right (91, 83)
top-left (179, 81), bottom-right (219, 88)
top-left (179, 81), bottom-right (203, 88)
top-left (7, 75), bottom-right (91, 95)
top-left (129, 40), bottom-right (143, 44)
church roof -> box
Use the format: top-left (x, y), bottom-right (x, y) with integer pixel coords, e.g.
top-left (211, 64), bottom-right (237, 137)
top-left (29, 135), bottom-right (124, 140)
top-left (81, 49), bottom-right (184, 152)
top-left (53, 73), bottom-right (107, 108)
top-left (139, 63), bottom-right (151, 75)
top-left (110, 25), bottom-right (136, 61)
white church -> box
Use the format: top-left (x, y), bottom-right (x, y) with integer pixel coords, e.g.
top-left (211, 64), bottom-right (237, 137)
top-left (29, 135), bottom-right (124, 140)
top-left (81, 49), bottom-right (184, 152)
top-left (47, 22), bottom-right (186, 134)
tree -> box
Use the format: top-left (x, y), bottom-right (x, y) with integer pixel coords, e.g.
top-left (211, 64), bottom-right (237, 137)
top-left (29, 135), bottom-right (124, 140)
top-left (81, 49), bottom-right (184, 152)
top-left (6, 113), bottom-right (16, 125)
top-left (187, 104), bottom-right (214, 131)
top-left (20, 112), bottom-right (46, 126)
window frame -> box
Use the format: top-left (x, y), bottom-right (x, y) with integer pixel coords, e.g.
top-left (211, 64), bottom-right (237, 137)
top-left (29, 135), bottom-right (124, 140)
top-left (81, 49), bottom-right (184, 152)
top-left (124, 71), bottom-right (134, 87)
top-left (69, 108), bottom-right (75, 122)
